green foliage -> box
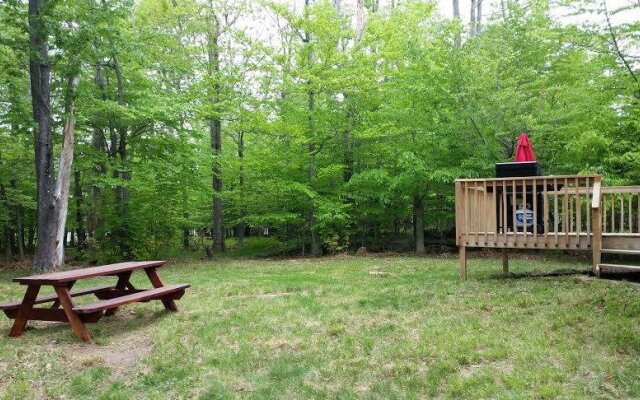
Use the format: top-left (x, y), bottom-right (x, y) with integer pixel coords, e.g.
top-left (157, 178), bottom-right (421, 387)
top-left (0, 0), bottom-right (638, 259)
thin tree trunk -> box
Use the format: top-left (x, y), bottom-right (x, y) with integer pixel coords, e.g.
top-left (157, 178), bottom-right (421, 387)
top-left (112, 52), bottom-right (132, 258)
top-left (342, 100), bottom-right (355, 183)
top-left (207, 7), bottom-right (225, 252)
top-left (1, 184), bottom-right (11, 260)
top-left (3, 229), bottom-right (11, 260)
top-left (89, 63), bottom-right (107, 239)
top-left (27, 223), bottom-right (34, 253)
top-left (500, 0), bottom-right (508, 20)
top-left (74, 168), bottom-right (85, 250)
top-left (236, 131), bottom-right (246, 248)
top-left (414, 195), bottom-right (425, 254)
top-left (476, 0), bottom-right (483, 34)
top-left (470, 0), bottom-right (477, 36)
top-left (10, 179), bottom-right (25, 258)
top-left (355, 0), bottom-right (365, 40)
top-left (304, 0), bottom-right (319, 257)
top-left (453, 0), bottom-right (462, 46)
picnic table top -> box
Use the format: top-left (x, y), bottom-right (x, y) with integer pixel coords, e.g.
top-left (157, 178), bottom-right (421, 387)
top-left (13, 261), bottom-right (167, 285)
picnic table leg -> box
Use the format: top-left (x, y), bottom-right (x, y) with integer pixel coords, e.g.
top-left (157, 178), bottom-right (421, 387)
top-left (144, 268), bottom-right (178, 312)
top-left (51, 281), bottom-right (75, 309)
top-left (9, 284), bottom-right (40, 337)
top-left (105, 271), bottom-right (133, 316)
top-left (54, 286), bottom-right (92, 343)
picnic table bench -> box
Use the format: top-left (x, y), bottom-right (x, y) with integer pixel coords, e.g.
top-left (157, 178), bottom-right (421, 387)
top-left (0, 260), bottom-right (189, 342)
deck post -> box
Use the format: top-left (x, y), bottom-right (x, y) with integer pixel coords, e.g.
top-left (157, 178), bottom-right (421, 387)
top-left (459, 246), bottom-right (467, 281)
top-left (502, 248), bottom-right (509, 276)
top-left (591, 179), bottom-right (602, 276)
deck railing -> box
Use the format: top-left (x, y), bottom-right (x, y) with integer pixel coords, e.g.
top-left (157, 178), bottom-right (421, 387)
top-left (456, 174), bottom-right (640, 279)
top-left (600, 187), bottom-right (640, 234)
top-left (455, 175), bottom-right (601, 250)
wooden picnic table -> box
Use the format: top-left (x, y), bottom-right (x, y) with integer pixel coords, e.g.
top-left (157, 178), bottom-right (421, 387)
top-left (0, 261), bottom-right (189, 342)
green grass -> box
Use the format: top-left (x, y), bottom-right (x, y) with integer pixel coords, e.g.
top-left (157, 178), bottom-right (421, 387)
top-left (1, 255), bottom-right (640, 399)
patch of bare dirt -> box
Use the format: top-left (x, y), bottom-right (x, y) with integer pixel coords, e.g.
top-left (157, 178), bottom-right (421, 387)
top-left (36, 312), bottom-right (155, 376)
top-left (267, 337), bottom-right (302, 352)
top-left (66, 332), bottom-right (152, 375)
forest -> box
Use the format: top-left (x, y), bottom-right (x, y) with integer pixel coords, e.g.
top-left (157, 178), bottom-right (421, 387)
top-left (0, 0), bottom-right (638, 270)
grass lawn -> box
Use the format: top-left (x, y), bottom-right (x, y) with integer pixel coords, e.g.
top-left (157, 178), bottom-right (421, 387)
top-left (1, 255), bottom-right (640, 399)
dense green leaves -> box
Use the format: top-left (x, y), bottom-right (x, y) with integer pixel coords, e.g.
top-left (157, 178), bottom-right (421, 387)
top-left (0, 0), bottom-right (638, 260)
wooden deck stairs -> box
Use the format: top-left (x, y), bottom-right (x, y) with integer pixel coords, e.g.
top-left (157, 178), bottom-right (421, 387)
top-left (455, 175), bottom-right (640, 280)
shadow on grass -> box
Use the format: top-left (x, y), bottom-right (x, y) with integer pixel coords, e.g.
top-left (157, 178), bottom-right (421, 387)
top-left (494, 268), bottom-right (591, 280)
top-left (496, 268), bottom-right (640, 284)
top-left (20, 308), bottom-right (172, 344)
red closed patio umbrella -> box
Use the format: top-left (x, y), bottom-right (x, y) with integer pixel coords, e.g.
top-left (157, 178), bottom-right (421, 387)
top-left (514, 133), bottom-right (536, 162)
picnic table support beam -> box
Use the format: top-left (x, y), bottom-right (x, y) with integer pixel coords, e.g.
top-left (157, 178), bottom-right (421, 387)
top-left (502, 249), bottom-right (509, 276)
top-left (51, 281), bottom-right (75, 309)
top-left (105, 271), bottom-right (133, 316)
top-left (145, 267), bottom-right (178, 312)
top-left (459, 246), bottom-right (467, 281)
top-left (9, 284), bottom-right (40, 337)
top-left (54, 286), bottom-right (93, 343)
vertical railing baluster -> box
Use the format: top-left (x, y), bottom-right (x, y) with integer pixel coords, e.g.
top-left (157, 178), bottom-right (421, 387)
top-left (493, 180), bottom-right (497, 245)
top-left (611, 193), bottom-right (615, 233)
top-left (586, 178), bottom-right (591, 236)
top-left (620, 195), bottom-right (624, 233)
top-left (628, 193), bottom-right (633, 233)
top-left (563, 178), bottom-right (569, 247)
top-left (522, 178), bottom-right (527, 244)
top-left (512, 179), bottom-right (517, 246)
top-left (575, 177), bottom-right (581, 235)
top-left (502, 181), bottom-right (507, 239)
top-left (473, 181), bottom-right (479, 245)
top-left (554, 178), bottom-right (559, 246)
top-left (533, 178), bottom-right (538, 243)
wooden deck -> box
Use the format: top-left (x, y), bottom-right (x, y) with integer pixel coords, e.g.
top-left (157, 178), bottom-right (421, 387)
top-left (455, 175), bottom-right (640, 280)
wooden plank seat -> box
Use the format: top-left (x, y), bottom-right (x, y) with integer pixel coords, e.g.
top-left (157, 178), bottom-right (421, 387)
top-left (0, 284), bottom-right (115, 311)
top-left (74, 284), bottom-right (189, 314)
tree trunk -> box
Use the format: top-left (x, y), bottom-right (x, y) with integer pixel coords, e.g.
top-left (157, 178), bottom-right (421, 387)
top-left (74, 168), bottom-right (85, 250)
top-left (112, 52), bottom-right (132, 259)
top-left (53, 81), bottom-right (78, 267)
top-left (1, 184), bottom-right (11, 260)
top-left (355, 0), bottom-right (365, 40)
top-left (182, 215), bottom-right (190, 250)
top-left (414, 195), bottom-right (425, 254)
top-left (470, 0), bottom-right (477, 37)
top-left (308, 98), bottom-right (319, 257)
top-left (304, 0), bottom-right (319, 257)
top-left (88, 62), bottom-right (107, 239)
top-left (3, 228), bottom-right (11, 260)
top-left (10, 179), bottom-right (25, 259)
top-left (27, 223), bottom-right (34, 253)
top-left (207, 9), bottom-right (225, 252)
top-left (476, 0), bottom-right (483, 34)
top-left (30, 0), bottom-right (60, 273)
top-left (453, 0), bottom-right (461, 46)
top-left (343, 100), bottom-right (355, 183)
top-left (236, 131), bottom-right (246, 248)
